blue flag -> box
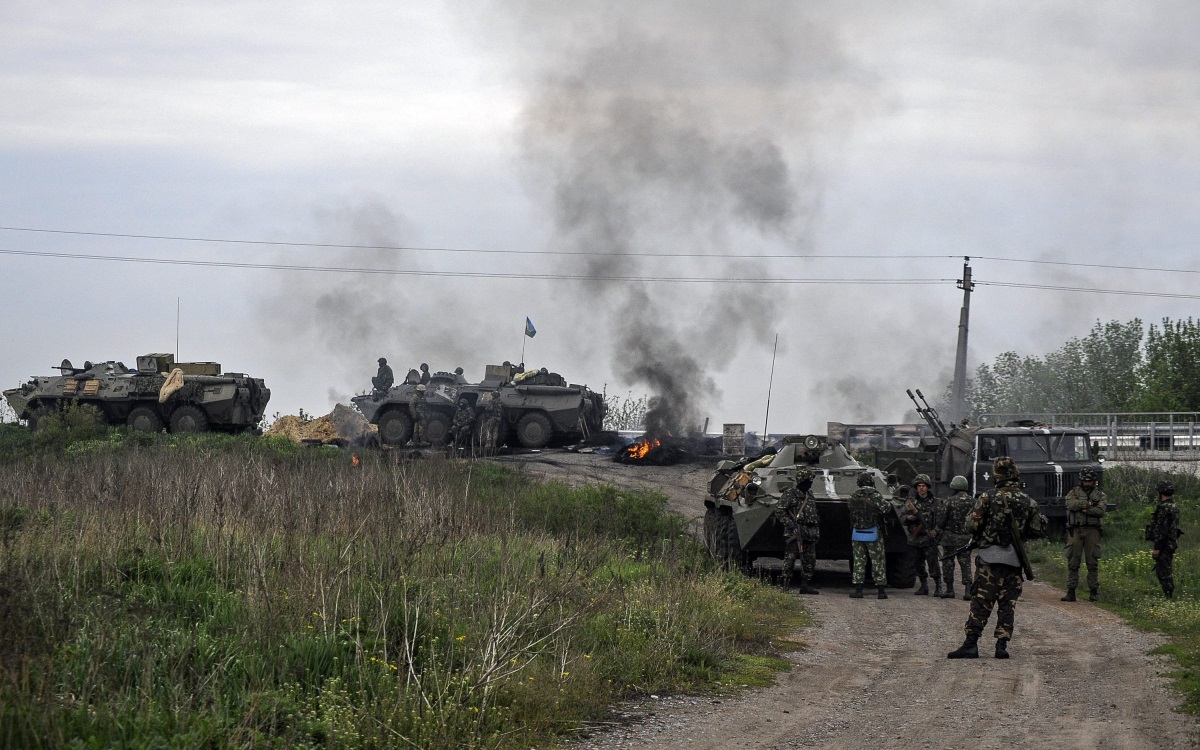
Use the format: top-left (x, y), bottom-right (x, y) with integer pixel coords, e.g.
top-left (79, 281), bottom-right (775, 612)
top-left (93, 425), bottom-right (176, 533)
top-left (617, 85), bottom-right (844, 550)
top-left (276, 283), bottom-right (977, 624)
top-left (525, 317), bottom-right (537, 338)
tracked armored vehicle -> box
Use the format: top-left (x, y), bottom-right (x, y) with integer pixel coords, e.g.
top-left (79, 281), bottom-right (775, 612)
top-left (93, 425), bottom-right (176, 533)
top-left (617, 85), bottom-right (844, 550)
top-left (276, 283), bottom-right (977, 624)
top-left (352, 364), bottom-right (606, 448)
top-left (704, 435), bottom-right (916, 588)
top-left (3, 354), bottom-right (271, 434)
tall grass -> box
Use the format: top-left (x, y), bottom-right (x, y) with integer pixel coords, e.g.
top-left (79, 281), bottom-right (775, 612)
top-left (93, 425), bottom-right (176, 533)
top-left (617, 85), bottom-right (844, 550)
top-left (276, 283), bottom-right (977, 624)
top-left (0, 437), bottom-right (800, 748)
top-left (1027, 464), bottom-right (1200, 713)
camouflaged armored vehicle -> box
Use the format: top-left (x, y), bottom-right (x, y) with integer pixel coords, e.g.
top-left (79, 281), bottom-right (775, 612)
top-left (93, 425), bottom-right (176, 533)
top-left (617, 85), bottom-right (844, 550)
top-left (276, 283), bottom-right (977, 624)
top-left (352, 364), bottom-right (606, 448)
top-left (704, 435), bottom-right (916, 588)
top-left (3, 353), bottom-right (271, 434)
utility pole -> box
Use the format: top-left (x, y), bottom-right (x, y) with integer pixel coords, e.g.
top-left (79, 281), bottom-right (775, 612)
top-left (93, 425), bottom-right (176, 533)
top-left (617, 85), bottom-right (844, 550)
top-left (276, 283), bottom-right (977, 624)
top-left (950, 257), bottom-right (974, 423)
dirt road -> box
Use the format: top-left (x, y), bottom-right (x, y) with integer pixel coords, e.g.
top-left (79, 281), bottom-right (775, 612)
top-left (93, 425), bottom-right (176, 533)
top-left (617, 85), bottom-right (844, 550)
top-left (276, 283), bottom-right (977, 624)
top-left (498, 451), bottom-right (1198, 749)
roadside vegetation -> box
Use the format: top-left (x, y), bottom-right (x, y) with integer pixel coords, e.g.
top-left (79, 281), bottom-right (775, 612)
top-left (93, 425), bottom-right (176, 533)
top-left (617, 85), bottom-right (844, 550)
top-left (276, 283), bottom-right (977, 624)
top-left (0, 418), bottom-right (802, 749)
top-left (1027, 464), bottom-right (1200, 713)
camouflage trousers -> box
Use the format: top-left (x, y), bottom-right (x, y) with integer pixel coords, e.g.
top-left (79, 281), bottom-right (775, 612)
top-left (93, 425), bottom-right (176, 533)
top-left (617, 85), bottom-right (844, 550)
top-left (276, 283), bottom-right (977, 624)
top-left (910, 543), bottom-right (942, 583)
top-left (782, 540), bottom-right (816, 583)
top-left (851, 538), bottom-right (886, 586)
top-left (1065, 526), bottom-right (1102, 591)
top-left (1156, 547), bottom-right (1176, 595)
top-left (940, 543), bottom-right (972, 588)
top-left (965, 561), bottom-right (1022, 640)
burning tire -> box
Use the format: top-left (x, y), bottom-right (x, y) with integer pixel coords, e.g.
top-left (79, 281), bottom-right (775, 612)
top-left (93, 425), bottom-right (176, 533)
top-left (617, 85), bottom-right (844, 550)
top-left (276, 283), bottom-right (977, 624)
top-left (126, 405), bottom-right (163, 433)
top-left (516, 412), bottom-right (553, 449)
top-left (169, 404), bottom-right (208, 434)
top-left (377, 409), bottom-right (413, 446)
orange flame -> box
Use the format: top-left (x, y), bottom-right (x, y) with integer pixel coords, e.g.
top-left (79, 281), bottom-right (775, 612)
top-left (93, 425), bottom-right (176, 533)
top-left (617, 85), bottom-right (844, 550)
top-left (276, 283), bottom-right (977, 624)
top-left (627, 437), bottom-right (661, 460)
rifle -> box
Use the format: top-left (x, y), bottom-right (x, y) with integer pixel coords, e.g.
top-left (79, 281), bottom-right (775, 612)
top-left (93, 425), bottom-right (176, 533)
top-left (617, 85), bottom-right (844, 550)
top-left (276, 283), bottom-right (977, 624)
top-left (1008, 504), bottom-right (1035, 581)
top-left (939, 540), bottom-right (977, 562)
top-left (904, 500), bottom-right (935, 543)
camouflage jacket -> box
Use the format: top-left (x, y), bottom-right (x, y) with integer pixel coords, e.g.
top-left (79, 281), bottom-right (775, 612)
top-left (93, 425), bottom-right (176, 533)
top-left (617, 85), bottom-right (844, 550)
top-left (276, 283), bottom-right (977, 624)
top-left (903, 491), bottom-right (943, 547)
top-left (967, 484), bottom-right (1046, 549)
top-left (935, 490), bottom-right (975, 544)
top-left (1147, 500), bottom-right (1182, 551)
top-left (450, 404), bottom-right (475, 432)
top-left (775, 487), bottom-right (820, 542)
top-left (847, 487), bottom-right (889, 531)
top-left (1065, 486), bottom-right (1108, 528)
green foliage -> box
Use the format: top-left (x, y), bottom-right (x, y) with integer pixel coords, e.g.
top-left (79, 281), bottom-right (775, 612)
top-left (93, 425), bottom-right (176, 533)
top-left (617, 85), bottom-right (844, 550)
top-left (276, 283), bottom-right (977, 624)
top-left (0, 448), bottom-right (803, 749)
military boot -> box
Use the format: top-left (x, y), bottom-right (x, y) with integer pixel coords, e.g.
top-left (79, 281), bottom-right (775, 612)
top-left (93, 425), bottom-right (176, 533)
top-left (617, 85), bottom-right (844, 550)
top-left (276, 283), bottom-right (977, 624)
top-left (994, 638), bottom-right (1010, 659)
top-left (933, 580), bottom-right (944, 597)
top-left (849, 586), bottom-right (863, 599)
top-left (914, 578), bottom-right (929, 595)
top-left (797, 580), bottom-right (819, 595)
top-left (940, 585), bottom-right (956, 599)
top-left (1164, 588), bottom-right (1174, 600)
top-left (1060, 588), bottom-right (1076, 602)
top-left (1088, 588), bottom-right (1099, 602)
top-left (877, 587), bottom-right (888, 600)
top-left (947, 634), bottom-right (979, 659)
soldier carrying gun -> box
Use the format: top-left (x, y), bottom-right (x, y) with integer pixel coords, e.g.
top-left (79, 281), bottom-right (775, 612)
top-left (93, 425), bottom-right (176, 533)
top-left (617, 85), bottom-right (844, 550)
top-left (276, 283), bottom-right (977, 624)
top-left (774, 468), bottom-right (821, 595)
top-left (1062, 466), bottom-right (1107, 602)
top-left (902, 473), bottom-right (944, 597)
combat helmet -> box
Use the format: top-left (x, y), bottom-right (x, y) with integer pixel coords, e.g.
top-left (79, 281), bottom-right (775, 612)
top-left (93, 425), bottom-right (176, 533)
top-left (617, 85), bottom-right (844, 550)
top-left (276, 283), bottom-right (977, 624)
top-left (912, 473), bottom-right (933, 489)
top-left (949, 475), bottom-right (969, 491)
top-left (378, 357), bottom-right (387, 365)
top-left (1156, 479), bottom-right (1175, 496)
top-left (992, 456), bottom-right (1020, 484)
top-left (1080, 467), bottom-right (1098, 482)
top-left (857, 471), bottom-right (875, 488)
top-left (794, 467), bottom-right (816, 487)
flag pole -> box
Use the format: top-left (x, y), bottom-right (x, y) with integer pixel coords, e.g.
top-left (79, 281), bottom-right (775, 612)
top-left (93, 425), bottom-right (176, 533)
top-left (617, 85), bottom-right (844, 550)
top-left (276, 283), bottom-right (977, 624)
top-left (520, 323), bottom-right (527, 365)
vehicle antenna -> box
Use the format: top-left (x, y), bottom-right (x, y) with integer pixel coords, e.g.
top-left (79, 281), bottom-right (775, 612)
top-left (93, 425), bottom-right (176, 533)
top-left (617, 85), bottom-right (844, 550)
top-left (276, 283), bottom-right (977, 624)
top-left (176, 296), bottom-right (180, 361)
top-left (762, 333), bottom-right (779, 443)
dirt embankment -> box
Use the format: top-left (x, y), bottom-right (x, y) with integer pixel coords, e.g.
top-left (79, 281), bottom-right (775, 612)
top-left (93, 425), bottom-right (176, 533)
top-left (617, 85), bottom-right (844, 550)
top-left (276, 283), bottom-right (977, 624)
top-left (499, 451), bottom-right (1198, 750)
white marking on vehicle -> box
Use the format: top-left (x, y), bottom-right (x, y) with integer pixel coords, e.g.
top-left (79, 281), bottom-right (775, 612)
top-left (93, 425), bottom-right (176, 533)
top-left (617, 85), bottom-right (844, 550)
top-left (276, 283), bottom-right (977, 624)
top-left (822, 470), bottom-right (839, 499)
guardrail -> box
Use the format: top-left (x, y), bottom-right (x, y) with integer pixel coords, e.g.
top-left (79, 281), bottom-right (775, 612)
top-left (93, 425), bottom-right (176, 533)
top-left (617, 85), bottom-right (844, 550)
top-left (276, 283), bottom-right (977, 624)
top-left (980, 412), bottom-right (1200, 460)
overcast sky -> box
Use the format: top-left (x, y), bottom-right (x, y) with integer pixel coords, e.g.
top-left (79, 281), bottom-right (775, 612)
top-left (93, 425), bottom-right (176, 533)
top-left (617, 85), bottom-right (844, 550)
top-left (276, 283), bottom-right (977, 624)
top-left (2, 1), bottom-right (1198, 432)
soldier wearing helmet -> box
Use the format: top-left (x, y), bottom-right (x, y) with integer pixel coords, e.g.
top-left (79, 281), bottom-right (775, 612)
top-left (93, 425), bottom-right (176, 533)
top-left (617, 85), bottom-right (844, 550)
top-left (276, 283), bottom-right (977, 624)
top-left (408, 386), bottom-right (428, 446)
top-left (847, 471), bottom-right (891, 600)
top-left (948, 457), bottom-right (1048, 660)
top-left (934, 475), bottom-right (975, 600)
top-left (903, 473), bottom-right (945, 597)
top-left (1146, 479), bottom-right (1182, 599)
top-left (419, 363), bottom-right (431, 385)
top-left (1061, 466), bottom-right (1107, 602)
top-left (372, 357), bottom-right (394, 393)
top-left (775, 467), bottom-right (821, 595)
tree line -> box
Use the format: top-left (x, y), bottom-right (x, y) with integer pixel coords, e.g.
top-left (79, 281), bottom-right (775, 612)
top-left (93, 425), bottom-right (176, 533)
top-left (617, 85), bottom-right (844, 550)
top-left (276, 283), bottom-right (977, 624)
top-left (964, 317), bottom-right (1200, 417)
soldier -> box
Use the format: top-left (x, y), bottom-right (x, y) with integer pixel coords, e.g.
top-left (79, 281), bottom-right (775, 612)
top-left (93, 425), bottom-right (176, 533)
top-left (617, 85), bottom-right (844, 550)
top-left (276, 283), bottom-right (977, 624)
top-left (936, 475), bottom-right (975, 600)
top-left (453, 367), bottom-right (468, 384)
top-left (1146, 479), bottom-right (1182, 599)
top-left (407, 384), bottom-right (428, 445)
top-left (479, 393), bottom-right (504, 452)
top-left (449, 398), bottom-right (476, 449)
top-left (1062, 467), bottom-right (1107, 602)
top-left (371, 357), bottom-right (394, 393)
top-left (847, 471), bottom-right (890, 600)
top-left (948, 457), bottom-right (1048, 659)
top-left (903, 473), bottom-right (944, 596)
top-left (775, 468), bottom-right (820, 594)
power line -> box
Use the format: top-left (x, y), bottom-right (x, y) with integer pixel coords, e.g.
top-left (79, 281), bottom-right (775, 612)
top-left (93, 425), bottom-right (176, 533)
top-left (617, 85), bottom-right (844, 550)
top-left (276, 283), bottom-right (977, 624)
top-left (974, 255), bottom-right (1200, 276)
top-left (974, 280), bottom-right (1200, 301)
top-left (0, 248), bottom-right (952, 285)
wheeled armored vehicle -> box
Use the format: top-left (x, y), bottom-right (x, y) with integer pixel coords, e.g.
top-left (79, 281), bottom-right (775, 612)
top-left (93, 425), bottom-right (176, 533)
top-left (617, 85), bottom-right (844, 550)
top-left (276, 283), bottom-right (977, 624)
top-left (352, 364), bottom-right (606, 448)
top-left (704, 434), bottom-right (916, 588)
top-left (3, 353), bottom-right (271, 434)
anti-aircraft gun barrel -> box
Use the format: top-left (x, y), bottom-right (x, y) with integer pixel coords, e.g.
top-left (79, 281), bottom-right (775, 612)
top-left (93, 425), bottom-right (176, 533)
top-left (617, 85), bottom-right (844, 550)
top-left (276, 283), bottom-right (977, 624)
top-left (908, 388), bottom-right (950, 444)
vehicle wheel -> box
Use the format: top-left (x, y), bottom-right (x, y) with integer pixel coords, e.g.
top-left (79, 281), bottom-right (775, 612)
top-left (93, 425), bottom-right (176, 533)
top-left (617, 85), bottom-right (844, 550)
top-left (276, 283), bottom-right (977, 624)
top-left (886, 548), bottom-right (917, 589)
top-left (424, 413), bottom-right (451, 446)
top-left (126, 406), bottom-right (163, 433)
top-left (169, 405), bottom-right (209, 434)
top-left (515, 412), bottom-right (553, 449)
top-left (711, 512), bottom-right (750, 573)
top-left (377, 409), bottom-right (413, 446)
top-left (704, 507), bottom-right (722, 557)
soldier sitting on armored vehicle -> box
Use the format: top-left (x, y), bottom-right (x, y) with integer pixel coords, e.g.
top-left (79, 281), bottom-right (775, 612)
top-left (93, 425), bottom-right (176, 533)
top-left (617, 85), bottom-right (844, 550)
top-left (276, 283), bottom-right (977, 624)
top-left (450, 398), bottom-right (476, 449)
top-left (419, 363), bottom-right (431, 385)
top-left (372, 358), bottom-right (394, 393)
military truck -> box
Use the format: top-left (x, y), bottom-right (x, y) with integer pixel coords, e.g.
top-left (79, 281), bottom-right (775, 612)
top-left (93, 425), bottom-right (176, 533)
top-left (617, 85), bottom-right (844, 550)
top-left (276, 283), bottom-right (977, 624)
top-left (3, 354), bottom-right (271, 434)
top-left (351, 364), bottom-right (606, 448)
top-left (704, 435), bottom-right (916, 588)
top-left (874, 390), bottom-right (1105, 521)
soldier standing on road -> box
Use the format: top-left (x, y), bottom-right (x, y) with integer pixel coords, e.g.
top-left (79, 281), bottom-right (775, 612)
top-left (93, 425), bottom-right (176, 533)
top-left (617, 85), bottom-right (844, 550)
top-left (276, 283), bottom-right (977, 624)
top-left (848, 471), bottom-right (890, 600)
top-left (372, 358), bottom-right (394, 393)
top-left (948, 457), bottom-right (1048, 660)
top-left (419, 363), bottom-right (431, 385)
top-left (936, 475), bottom-right (975, 600)
top-left (1146, 480), bottom-right (1182, 600)
top-left (903, 474), bottom-right (944, 596)
top-left (479, 393), bottom-right (503, 453)
top-left (1062, 467), bottom-right (1107, 602)
top-left (408, 385), bottom-right (428, 445)
top-left (775, 467), bottom-right (821, 595)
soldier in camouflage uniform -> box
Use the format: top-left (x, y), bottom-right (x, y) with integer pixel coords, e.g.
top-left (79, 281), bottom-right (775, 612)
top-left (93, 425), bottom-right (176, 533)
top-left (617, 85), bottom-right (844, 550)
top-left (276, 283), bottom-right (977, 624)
top-left (948, 457), bottom-right (1048, 660)
top-left (478, 393), bottom-right (504, 453)
top-left (775, 467), bottom-right (821, 594)
top-left (935, 475), bottom-right (975, 600)
top-left (372, 357), bottom-right (394, 393)
top-left (407, 385), bottom-right (428, 445)
top-left (449, 398), bottom-right (476, 449)
top-left (903, 474), bottom-right (944, 596)
top-left (848, 471), bottom-right (890, 600)
top-left (1146, 479), bottom-right (1182, 599)
top-left (1062, 466), bottom-right (1107, 602)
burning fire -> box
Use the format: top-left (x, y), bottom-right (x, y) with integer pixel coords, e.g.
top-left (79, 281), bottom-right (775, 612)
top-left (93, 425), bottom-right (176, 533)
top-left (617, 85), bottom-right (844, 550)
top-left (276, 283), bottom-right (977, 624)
top-left (626, 436), bottom-right (661, 460)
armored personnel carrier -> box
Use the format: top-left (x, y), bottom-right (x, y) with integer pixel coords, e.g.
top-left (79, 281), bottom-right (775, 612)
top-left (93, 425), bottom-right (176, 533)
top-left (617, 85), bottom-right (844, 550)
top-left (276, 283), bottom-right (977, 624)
top-left (704, 435), bottom-right (916, 588)
top-left (3, 353), bottom-right (271, 434)
top-left (352, 364), bottom-right (606, 448)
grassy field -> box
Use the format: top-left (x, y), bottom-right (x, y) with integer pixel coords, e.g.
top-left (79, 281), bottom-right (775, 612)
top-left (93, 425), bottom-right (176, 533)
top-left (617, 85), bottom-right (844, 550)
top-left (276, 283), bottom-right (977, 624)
top-left (0, 423), bottom-right (803, 749)
top-left (1026, 464), bottom-right (1200, 714)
